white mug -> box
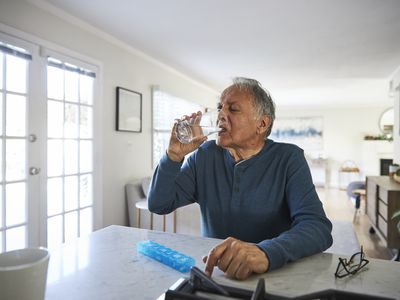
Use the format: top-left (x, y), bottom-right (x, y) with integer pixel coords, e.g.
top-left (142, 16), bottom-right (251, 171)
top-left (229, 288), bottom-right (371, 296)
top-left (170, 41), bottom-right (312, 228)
top-left (0, 247), bottom-right (50, 300)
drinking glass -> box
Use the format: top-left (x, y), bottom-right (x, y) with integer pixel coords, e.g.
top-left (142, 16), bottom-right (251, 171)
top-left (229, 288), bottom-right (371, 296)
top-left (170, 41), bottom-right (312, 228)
top-left (175, 110), bottom-right (221, 144)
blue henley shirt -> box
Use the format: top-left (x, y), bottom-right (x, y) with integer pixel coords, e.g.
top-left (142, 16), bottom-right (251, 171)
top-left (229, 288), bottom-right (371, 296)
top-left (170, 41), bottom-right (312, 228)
top-left (148, 139), bottom-right (333, 271)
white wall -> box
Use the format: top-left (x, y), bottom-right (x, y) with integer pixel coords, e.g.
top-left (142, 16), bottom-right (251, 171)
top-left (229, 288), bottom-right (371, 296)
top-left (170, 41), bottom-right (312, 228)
top-left (0, 0), bottom-right (218, 227)
top-left (390, 69), bottom-right (400, 164)
top-left (276, 104), bottom-right (394, 187)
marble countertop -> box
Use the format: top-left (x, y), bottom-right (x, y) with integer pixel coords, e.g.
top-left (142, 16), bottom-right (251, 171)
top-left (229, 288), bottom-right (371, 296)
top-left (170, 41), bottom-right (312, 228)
top-left (45, 225), bottom-right (400, 300)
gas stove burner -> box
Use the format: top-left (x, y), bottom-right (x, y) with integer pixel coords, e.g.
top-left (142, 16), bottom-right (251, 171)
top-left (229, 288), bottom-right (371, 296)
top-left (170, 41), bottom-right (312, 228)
top-left (161, 267), bottom-right (395, 300)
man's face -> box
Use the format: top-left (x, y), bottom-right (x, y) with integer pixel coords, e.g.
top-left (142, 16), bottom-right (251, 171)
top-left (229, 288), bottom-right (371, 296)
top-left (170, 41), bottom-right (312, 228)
top-left (216, 86), bottom-right (264, 149)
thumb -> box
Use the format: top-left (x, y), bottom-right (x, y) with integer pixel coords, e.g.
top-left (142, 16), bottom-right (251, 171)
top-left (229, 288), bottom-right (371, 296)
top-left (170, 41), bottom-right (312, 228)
top-left (202, 255), bottom-right (208, 263)
top-left (191, 135), bottom-right (207, 146)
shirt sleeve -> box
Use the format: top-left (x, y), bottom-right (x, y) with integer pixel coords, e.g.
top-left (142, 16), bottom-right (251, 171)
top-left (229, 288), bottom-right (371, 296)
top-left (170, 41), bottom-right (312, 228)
top-left (148, 152), bottom-right (198, 214)
top-left (256, 148), bottom-right (333, 271)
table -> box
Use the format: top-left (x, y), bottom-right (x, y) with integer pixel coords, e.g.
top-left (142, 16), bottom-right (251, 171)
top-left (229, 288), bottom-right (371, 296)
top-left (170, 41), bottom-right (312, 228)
top-left (45, 225), bottom-right (400, 300)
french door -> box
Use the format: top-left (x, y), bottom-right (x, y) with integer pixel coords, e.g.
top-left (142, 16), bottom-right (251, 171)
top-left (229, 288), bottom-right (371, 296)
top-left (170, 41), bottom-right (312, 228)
top-left (0, 32), bottom-right (97, 252)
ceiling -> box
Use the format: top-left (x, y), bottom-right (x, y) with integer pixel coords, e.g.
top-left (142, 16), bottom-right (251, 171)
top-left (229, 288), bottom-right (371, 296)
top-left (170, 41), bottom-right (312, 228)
top-left (38, 0), bottom-right (400, 107)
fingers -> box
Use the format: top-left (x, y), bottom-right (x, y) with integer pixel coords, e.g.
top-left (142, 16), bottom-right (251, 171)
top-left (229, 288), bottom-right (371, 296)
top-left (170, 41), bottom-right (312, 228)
top-left (203, 238), bottom-right (270, 280)
top-left (193, 111), bottom-right (202, 125)
top-left (204, 239), bottom-right (230, 277)
top-left (235, 263), bottom-right (252, 280)
top-left (180, 111), bottom-right (202, 123)
top-left (191, 135), bottom-right (207, 146)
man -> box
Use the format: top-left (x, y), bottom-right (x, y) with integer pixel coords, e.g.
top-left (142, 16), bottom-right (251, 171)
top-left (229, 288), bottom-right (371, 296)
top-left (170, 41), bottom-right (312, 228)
top-left (148, 77), bottom-right (332, 280)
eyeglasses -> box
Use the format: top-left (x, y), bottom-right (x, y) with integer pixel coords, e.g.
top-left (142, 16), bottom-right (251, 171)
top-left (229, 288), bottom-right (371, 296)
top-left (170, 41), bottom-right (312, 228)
top-left (334, 246), bottom-right (369, 278)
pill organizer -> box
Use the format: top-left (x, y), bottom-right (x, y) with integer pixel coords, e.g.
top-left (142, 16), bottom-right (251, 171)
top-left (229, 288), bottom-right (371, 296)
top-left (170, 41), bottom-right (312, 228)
top-left (137, 240), bottom-right (196, 273)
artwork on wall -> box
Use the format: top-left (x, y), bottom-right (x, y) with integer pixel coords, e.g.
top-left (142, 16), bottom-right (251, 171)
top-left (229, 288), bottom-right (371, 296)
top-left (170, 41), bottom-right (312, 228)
top-left (116, 87), bottom-right (142, 132)
top-left (270, 116), bottom-right (323, 151)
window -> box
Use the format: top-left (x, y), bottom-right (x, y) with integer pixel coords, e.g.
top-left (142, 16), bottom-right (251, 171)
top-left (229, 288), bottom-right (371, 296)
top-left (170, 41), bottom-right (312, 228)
top-left (152, 88), bottom-right (203, 168)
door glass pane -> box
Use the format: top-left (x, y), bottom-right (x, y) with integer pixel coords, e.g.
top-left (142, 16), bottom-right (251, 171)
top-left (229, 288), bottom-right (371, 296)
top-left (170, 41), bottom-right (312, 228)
top-left (47, 139), bottom-right (63, 177)
top-left (47, 65), bottom-right (64, 100)
top-left (6, 139), bottom-right (26, 181)
top-left (6, 93), bottom-right (26, 137)
top-left (80, 75), bottom-right (93, 105)
top-left (0, 52), bottom-right (3, 89)
top-left (47, 177), bottom-right (63, 216)
top-left (0, 94), bottom-right (2, 134)
top-left (6, 55), bottom-right (27, 94)
top-left (6, 182), bottom-right (26, 226)
top-left (64, 211), bottom-right (77, 242)
top-left (80, 207), bottom-right (92, 237)
top-left (6, 225), bottom-right (26, 251)
top-left (47, 215), bottom-right (63, 249)
top-left (0, 140), bottom-right (2, 182)
top-left (64, 104), bottom-right (78, 138)
top-left (80, 106), bottom-right (93, 138)
top-left (80, 140), bottom-right (92, 173)
top-left (65, 68), bottom-right (78, 103)
top-left (0, 185), bottom-right (2, 227)
top-left (64, 175), bottom-right (78, 211)
top-left (48, 100), bottom-right (64, 138)
top-left (80, 174), bottom-right (92, 207)
top-left (64, 140), bottom-right (78, 175)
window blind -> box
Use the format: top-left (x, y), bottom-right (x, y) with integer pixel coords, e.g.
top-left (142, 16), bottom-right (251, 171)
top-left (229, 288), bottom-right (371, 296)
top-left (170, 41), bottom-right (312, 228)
top-left (0, 42), bottom-right (32, 60)
top-left (152, 88), bottom-right (203, 167)
top-left (47, 57), bottom-right (96, 78)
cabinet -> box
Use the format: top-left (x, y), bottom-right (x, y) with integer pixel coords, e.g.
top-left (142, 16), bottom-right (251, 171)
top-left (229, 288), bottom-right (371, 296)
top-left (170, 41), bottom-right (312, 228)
top-left (366, 176), bottom-right (400, 249)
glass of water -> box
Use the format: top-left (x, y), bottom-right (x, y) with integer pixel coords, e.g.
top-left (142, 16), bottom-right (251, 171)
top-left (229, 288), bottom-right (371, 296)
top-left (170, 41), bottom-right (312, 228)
top-left (175, 110), bottom-right (221, 144)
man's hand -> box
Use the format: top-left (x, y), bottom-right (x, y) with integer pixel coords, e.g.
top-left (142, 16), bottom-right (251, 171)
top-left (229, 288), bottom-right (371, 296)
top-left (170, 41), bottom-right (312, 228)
top-left (167, 112), bottom-right (207, 162)
top-left (203, 237), bottom-right (269, 280)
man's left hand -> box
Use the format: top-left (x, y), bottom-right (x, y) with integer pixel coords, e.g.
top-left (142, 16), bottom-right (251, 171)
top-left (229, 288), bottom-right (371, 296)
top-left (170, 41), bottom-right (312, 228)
top-left (203, 237), bottom-right (269, 280)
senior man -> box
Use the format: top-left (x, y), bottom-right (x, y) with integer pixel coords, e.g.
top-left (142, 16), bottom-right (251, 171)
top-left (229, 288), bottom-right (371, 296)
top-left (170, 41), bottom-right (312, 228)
top-left (148, 77), bottom-right (332, 280)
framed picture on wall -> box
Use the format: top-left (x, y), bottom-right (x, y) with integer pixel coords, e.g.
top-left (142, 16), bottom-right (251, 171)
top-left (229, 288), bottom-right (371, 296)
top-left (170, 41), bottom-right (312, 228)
top-left (116, 86), bottom-right (142, 132)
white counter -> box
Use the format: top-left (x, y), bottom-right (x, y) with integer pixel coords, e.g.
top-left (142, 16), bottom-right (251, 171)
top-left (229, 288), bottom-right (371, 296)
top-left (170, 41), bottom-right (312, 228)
top-left (45, 225), bottom-right (400, 300)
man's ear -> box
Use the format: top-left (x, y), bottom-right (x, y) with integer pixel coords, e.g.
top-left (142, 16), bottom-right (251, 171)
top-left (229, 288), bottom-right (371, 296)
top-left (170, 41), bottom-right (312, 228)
top-left (257, 116), bottom-right (271, 135)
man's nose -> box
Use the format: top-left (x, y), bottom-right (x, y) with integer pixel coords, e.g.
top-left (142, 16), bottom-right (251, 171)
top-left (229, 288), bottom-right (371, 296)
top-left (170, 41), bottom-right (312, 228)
top-left (218, 108), bottom-right (227, 121)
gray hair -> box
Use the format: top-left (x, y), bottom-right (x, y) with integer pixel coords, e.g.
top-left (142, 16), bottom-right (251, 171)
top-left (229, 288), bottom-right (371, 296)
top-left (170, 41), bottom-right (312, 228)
top-left (230, 77), bottom-right (275, 137)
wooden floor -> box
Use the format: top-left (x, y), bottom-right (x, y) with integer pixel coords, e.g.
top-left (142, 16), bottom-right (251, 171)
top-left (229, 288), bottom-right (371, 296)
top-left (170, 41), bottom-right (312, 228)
top-left (317, 187), bottom-right (393, 260)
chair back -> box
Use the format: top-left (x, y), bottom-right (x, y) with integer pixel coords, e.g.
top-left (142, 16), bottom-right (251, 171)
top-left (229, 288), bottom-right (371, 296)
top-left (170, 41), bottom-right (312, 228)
top-left (346, 181), bottom-right (365, 198)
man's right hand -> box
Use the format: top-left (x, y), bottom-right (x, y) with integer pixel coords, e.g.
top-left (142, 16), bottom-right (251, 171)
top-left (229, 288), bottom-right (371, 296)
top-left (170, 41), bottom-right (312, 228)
top-left (167, 113), bottom-right (207, 162)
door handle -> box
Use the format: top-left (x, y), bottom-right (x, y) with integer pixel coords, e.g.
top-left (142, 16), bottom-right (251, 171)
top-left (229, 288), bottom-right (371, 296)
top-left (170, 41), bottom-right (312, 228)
top-left (29, 167), bottom-right (41, 175)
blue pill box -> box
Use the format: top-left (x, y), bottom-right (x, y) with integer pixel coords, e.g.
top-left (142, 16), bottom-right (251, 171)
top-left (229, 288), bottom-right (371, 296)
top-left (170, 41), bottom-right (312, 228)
top-left (137, 240), bottom-right (196, 273)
